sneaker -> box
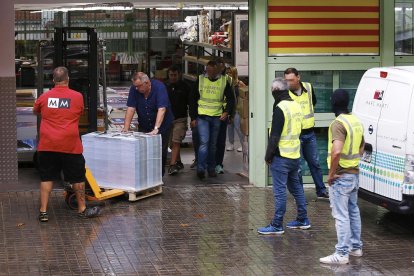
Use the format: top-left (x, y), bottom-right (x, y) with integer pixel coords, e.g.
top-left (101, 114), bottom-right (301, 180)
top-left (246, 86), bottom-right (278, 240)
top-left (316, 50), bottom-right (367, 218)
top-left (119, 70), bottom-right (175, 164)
top-left (78, 206), bottom-right (101, 218)
top-left (197, 170), bottom-right (205, 180)
top-left (286, 218), bottom-right (311, 229)
top-left (349, 248), bottom-right (363, 257)
top-left (215, 165), bottom-right (224, 174)
top-left (319, 253), bottom-right (349, 264)
top-left (190, 159), bottom-right (197, 169)
top-left (38, 211), bottom-right (48, 222)
top-left (226, 144), bottom-right (234, 151)
top-left (208, 170), bottom-right (217, 177)
top-left (176, 160), bottom-right (184, 170)
top-left (317, 192), bottom-right (329, 199)
top-left (237, 147), bottom-right (243, 152)
top-left (168, 164), bottom-right (179, 175)
top-left (257, 224), bottom-right (284, 235)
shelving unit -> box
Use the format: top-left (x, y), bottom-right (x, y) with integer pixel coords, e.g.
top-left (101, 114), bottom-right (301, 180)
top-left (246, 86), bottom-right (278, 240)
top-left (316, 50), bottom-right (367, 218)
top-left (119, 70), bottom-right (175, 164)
top-left (182, 40), bottom-right (233, 81)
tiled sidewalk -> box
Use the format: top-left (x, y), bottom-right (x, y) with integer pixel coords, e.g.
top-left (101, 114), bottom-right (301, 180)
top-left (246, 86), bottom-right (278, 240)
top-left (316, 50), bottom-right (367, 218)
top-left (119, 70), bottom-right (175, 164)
top-left (1, 174), bottom-right (414, 275)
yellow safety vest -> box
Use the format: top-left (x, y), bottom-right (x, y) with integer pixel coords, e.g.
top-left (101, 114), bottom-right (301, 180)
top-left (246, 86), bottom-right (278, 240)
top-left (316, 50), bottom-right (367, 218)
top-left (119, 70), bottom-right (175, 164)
top-left (198, 75), bottom-right (226, 116)
top-left (327, 114), bottom-right (364, 169)
top-left (277, 100), bottom-right (303, 159)
top-left (289, 82), bottom-right (315, 130)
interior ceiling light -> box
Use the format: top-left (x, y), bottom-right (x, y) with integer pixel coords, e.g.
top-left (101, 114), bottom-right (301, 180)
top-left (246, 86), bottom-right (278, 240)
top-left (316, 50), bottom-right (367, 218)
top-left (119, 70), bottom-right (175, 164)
top-left (155, 7), bottom-right (178, 10)
top-left (30, 2), bottom-right (133, 13)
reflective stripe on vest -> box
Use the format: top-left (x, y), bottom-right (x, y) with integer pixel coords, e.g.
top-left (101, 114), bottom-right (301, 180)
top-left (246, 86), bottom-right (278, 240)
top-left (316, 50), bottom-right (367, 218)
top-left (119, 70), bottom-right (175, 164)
top-left (277, 100), bottom-right (303, 159)
top-left (198, 75), bottom-right (226, 116)
top-left (289, 82), bottom-right (315, 129)
top-left (327, 114), bottom-right (364, 169)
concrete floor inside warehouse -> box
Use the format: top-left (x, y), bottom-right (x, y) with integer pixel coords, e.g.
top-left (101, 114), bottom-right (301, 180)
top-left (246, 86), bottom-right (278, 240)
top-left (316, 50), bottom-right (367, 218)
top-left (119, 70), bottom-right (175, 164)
top-left (3, 144), bottom-right (414, 275)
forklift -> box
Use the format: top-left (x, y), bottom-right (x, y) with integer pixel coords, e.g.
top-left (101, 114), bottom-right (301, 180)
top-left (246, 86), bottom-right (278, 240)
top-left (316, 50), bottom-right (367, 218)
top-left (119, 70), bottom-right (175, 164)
top-left (37, 27), bottom-right (124, 209)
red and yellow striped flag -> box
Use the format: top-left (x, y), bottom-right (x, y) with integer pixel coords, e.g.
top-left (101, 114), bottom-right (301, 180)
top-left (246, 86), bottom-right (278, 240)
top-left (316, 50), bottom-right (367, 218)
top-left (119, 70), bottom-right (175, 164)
top-left (268, 0), bottom-right (379, 55)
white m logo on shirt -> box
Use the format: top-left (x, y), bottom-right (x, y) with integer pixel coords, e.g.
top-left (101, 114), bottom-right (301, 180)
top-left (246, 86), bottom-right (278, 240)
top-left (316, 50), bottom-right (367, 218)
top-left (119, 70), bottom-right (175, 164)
top-left (47, 98), bottom-right (71, 109)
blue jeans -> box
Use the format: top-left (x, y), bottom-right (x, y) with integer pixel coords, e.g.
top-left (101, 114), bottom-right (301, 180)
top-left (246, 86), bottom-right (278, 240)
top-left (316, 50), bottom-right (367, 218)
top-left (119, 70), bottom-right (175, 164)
top-left (228, 112), bottom-right (245, 146)
top-left (197, 115), bottom-right (221, 173)
top-left (299, 131), bottom-right (327, 195)
top-left (329, 173), bottom-right (363, 256)
top-left (270, 156), bottom-right (308, 226)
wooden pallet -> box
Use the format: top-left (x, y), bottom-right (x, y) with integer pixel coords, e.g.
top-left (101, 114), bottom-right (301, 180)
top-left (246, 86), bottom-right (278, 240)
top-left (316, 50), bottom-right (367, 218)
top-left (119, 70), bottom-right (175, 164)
top-left (127, 185), bottom-right (163, 202)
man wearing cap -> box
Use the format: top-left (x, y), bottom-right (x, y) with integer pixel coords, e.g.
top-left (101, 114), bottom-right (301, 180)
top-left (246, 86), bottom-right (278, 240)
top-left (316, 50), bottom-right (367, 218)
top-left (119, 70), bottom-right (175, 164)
top-left (320, 89), bottom-right (365, 264)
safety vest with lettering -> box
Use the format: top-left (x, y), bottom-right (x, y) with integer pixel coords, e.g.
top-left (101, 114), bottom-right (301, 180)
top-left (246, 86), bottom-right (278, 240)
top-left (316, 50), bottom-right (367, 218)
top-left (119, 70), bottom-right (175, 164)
top-left (277, 100), bottom-right (303, 159)
top-left (327, 114), bottom-right (364, 169)
top-left (198, 75), bottom-right (226, 116)
top-left (223, 74), bottom-right (232, 110)
top-left (289, 82), bottom-right (314, 130)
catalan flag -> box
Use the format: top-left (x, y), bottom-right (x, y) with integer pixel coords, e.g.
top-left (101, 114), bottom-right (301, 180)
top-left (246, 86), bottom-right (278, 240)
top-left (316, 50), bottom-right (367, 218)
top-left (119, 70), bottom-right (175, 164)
top-left (268, 0), bottom-right (379, 55)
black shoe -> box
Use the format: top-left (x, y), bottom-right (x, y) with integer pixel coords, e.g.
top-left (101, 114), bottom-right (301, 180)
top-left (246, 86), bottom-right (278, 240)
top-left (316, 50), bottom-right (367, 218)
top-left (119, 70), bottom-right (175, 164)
top-left (317, 192), bottom-right (329, 199)
top-left (38, 211), bottom-right (48, 222)
top-left (168, 164), bottom-right (179, 175)
top-left (78, 206), bottom-right (101, 218)
top-left (208, 171), bottom-right (217, 177)
top-left (197, 170), bottom-right (205, 180)
top-left (176, 160), bottom-right (184, 170)
top-left (190, 159), bottom-right (197, 169)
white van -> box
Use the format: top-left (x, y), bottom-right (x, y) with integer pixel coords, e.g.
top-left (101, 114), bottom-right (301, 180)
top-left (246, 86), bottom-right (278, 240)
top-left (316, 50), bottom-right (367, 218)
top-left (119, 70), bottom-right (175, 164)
top-left (352, 66), bottom-right (414, 213)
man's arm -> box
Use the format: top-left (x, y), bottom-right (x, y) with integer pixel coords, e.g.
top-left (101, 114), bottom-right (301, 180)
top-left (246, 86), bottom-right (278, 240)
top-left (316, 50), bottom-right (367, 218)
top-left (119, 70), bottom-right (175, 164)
top-left (148, 107), bottom-right (166, 135)
top-left (265, 107), bottom-right (284, 164)
top-left (221, 81), bottom-right (235, 120)
top-left (122, 107), bottom-right (136, 132)
top-left (328, 139), bottom-right (344, 185)
top-left (189, 79), bottom-right (200, 127)
top-left (310, 84), bottom-right (317, 107)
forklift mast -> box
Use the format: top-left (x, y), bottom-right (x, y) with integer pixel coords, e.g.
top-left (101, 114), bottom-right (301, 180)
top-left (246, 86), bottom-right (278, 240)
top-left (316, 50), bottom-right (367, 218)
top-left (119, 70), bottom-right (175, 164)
top-left (37, 27), bottom-right (101, 133)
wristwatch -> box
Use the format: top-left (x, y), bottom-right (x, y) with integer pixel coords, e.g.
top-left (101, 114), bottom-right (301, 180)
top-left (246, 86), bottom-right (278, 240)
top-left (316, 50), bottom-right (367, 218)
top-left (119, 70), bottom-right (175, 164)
top-left (154, 126), bottom-right (159, 131)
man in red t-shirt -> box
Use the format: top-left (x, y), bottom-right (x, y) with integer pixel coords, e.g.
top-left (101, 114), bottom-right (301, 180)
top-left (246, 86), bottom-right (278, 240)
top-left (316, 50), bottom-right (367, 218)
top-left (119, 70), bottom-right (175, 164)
top-left (33, 66), bottom-right (100, 222)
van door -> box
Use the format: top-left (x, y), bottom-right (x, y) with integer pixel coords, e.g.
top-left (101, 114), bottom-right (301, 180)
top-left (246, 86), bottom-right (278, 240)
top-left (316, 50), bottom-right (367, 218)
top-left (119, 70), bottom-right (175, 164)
top-left (374, 80), bottom-right (412, 201)
top-left (352, 72), bottom-right (389, 194)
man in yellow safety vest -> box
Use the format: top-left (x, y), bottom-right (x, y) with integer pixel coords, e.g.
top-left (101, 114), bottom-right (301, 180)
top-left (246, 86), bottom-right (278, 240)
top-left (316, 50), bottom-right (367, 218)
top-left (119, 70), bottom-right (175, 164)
top-left (189, 60), bottom-right (235, 179)
top-left (257, 77), bottom-right (311, 235)
top-left (320, 89), bottom-right (364, 265)
top-left (284, 68), bottom-right (329, 199)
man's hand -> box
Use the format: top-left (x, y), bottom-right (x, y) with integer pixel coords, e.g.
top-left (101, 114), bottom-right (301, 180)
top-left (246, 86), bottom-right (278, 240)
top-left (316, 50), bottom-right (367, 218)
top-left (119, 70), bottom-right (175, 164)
top-left (147, 128), bottom-right (160, 135)
top-left (327, 174), bottom-right (340, 186)
top-left (265, 159), bottom-right (272, 165)
top-left (220, 112), bottom-right (228, 121)
top-left (190, 120), bottom-right (197, 128)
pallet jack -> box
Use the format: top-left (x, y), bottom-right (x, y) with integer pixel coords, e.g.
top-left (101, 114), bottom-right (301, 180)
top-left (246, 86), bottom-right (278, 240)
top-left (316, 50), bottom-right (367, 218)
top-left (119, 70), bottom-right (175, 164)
top-left (36, 27), bottom-right (125, 209)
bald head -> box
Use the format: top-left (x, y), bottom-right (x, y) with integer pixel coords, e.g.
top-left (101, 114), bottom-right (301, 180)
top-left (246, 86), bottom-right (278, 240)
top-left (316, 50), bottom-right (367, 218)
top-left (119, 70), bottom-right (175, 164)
top-left (53, 67), bottom-right (69, 84)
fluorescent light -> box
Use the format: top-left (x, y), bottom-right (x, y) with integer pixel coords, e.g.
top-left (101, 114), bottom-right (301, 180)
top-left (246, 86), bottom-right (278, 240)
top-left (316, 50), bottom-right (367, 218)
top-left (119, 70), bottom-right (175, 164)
top-left (155, 8), bottom-right (177, 10)
top-left (183, 7), bottom-right (202, 10)
top-left (395, 7), bottom-right (403, 11)
top-left (239, 6), bottom-right (249, 10)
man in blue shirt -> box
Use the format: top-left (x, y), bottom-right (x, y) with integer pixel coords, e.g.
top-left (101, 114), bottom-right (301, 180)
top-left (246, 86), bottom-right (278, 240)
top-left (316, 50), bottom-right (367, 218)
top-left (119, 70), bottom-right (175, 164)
top-left (123, 72), bottom-right (174, 176)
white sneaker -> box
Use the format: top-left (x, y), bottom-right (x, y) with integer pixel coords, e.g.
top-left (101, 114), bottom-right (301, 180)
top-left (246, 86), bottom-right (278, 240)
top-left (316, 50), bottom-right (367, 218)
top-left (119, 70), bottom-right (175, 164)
top-left (226, 144), bottom-right (234, 151)
top-left (319, 253), bottom-right (349, 264)
top-left (237, 147), bottom-right (242, 152)
top-left (349, 248), bottom-right (363, 257)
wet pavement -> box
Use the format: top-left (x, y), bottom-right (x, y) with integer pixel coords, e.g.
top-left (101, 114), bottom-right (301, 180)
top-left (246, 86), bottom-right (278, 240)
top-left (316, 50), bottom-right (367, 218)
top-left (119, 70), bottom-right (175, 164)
top-left (2, 151), bottom-right (414, 275)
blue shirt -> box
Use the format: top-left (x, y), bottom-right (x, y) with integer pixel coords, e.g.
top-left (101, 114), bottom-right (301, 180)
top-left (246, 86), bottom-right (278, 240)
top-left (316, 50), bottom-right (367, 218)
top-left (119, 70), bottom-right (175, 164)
top-left (126, 79), bottom-right (174, 134)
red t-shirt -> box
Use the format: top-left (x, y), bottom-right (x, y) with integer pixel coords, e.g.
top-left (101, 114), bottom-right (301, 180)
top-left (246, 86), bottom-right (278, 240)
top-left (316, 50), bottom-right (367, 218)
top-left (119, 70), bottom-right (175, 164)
top-left (33, 86), bottom-right (84, 154)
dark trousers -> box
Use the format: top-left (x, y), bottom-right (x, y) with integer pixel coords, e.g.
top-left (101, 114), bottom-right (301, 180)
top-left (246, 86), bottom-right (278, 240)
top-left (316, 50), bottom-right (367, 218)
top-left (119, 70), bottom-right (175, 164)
top-left (215, 118), bottom-right (228, 167)
top-left (191, 126), bottom-right (200, 161)
top-left (139, 127), bottom-right (170, 176)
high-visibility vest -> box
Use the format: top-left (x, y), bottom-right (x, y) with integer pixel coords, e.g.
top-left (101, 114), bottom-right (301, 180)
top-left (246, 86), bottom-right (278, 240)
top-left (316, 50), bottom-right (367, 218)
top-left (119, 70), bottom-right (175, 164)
top-left (277, 100), bottom-right (303, 159)
top-left (198, 75), bottom-right (226, 116)
top-left (289, 82), bottom-right (315, 130)
top-left (327, 114), bottom-right (364, 169)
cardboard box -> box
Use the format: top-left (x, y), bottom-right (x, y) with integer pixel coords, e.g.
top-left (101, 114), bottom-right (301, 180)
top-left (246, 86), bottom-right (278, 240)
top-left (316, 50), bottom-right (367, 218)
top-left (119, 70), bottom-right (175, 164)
top-left (241, 118), bottom-right (249, 136)
top-left (154, 68), bottom-right (168, 80)
top-left (238, 86), bottom-right (248, 99)
top-left (238, 97), bottom-right (249, 119)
